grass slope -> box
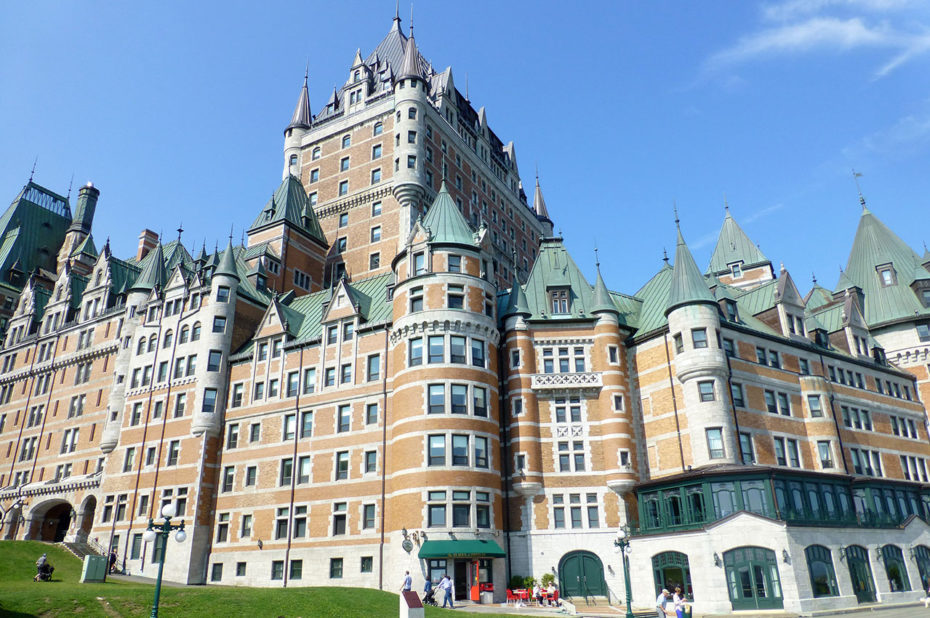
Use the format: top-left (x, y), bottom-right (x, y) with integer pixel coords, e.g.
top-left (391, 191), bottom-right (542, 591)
top-left (0, 541), bottom-right (514, 617)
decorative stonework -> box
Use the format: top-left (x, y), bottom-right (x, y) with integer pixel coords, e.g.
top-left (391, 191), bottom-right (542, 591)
top-left (531, 372), bottom-right (603, 396)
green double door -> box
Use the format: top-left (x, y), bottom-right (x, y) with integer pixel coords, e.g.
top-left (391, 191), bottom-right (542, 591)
top-left (845, 545), bottom-right (876, 604)
top-left (724, 547), bottom-right (784, 610)
top-left (559, 551), bottom-right (606, 598)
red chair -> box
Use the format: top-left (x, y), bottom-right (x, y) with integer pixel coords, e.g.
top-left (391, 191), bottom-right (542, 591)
top-left (506, 589), bottom-right (516, 605)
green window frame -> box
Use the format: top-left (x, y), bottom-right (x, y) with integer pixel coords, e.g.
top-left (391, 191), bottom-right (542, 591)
top-left (881, 544), bottom-right (910, 591)
top-left (804, 545), bottom-right (839, 597)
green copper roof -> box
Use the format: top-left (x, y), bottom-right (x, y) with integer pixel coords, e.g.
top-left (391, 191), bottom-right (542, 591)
top-left (736, 279), bottom-right (777, 315)
top-left (706, 208), bottom-right (770, 275)
top-left (215, 240), bottom-right (240, 281)
top-left (521, 237), bottom-right (597, 319)
top-left (248, 175), bottom-right (326, 244)
top-left (70, 234), bottom-right (97, 259)
top-left (501, 271), bottom-right (531, 319)
top-left (591, 267), bottom-right (618, 314)
top-left (667, 226), bottom-right (716, 315)
top-left (804, 283), bottom-right (834, 311)
top-left (0, 182), bottom-right (72, 288)
top-left (130, 242), bottom-right (167, 292)
top-left (422, 182), bottom-right (476, 246)
top-left (840, 205), bottom-right (928, 326)
top-left (632, 263), bottom-right (673, 335)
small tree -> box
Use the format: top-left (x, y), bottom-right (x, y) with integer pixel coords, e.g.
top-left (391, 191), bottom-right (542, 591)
top-left (523, 575), bottom-right (536, 589)
top-left (509, 575), bottom-right (525, 590)
top-left (540, 572), bottom-right (555, 588)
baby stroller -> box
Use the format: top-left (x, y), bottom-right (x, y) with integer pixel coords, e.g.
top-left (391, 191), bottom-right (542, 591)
top-left (422, 586), bottom-right (438, 606)
top-left (34, 563), bottom-right (54, 582)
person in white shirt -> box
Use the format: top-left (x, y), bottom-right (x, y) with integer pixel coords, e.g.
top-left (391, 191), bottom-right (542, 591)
top-left (440, 574), bottom-right (455, 609)
top-left (656, 588), bottom-right (672, 618)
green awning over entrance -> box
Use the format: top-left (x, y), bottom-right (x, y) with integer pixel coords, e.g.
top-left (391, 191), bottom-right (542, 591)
top-left (418, 539), bottom-right (506, 559)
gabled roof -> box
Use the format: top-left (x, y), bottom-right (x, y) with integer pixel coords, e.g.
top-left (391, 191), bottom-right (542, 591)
top-left (706, 208), bottom-right (770, 275)
top-left (841, 204), bottom-right (929, 326)
top-left (0, 181), bottom-right (72, 288)
top-left (804, 283), bottom-right (834, 311)
top-left (70, 234), bottom-right (97, 259)
top-left (248, 175), bottom-right (326, 244)
top-left (666, 225), bottom-right (716, 315)
top-left (421, 182), bottom-right (476, 246)
top-left (520, 237), bottom-right (597, 320)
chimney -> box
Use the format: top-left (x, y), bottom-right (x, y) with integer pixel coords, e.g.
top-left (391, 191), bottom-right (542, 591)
top-left (137, 229), bottom-right (159, 261)
top-left (69, 181), bottom-right (100, 234)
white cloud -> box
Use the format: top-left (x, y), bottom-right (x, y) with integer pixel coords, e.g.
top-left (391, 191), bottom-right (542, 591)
top-left (842, 107), bottom-right (930, 158)
top-left (744, 202), bottom-right (785, 224)
top-left (702, 2), bottom-right (930, 78)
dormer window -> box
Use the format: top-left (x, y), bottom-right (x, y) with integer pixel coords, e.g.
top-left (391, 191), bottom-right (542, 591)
top-left (725, 300), bottom-right (738, 322)
top-left (550, 288), bottom-right (569, 315)
top-left (877, 263), bottom-right (896, 286)
top-left (729, 262), bottom-right (743, 278)
top-left (413, 253), bottom-right (426, 276)
top-left (353, 70), bottom-right (361, 82)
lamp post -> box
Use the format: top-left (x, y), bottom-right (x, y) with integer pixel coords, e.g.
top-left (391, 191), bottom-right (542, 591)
top-left (613, 526), bottom-right (635, 618)
top-left (142, 503), bottom-right (186, 618)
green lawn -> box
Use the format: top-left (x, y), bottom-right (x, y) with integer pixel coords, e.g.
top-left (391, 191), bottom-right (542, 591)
top-left (0, 541), bottom-right (514, 617)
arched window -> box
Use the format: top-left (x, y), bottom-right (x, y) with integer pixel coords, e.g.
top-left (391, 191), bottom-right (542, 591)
top-left (163, 330), bottom-right (173, 349)
top-left (373, 122), bottom-right (383, 136)
top-left (312, 147), bottom-right (321, 160)
top-left (342, 135), bottom-right (351, 148)
top-left (804, 545), bottom-right (838, 597)
top-left (914, 545), bottom-right (930, 592)
top-left (881, 544), bottom-right (910, 591)
top-left (192, 322), bottom-right (201, 341)
top-left (652, 551), bottom-right (692, 598)
top-left (179, 325), bottom-right (190, 344)
top-left (136, 338), bottom-right (146, 355)
top-left (289, 154), bottom-right (297, 167)
top-left (148, 334), bottom-right (157, 352)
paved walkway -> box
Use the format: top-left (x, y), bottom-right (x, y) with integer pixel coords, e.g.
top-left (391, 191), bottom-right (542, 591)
top-left (107, 572), bottom-right (186, 588)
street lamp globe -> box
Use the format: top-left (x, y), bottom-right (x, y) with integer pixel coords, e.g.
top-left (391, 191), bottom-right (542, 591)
top-left (161, 503), bottom-right (176, 519)
top-left (617, 528), bottom-right (627, 540)
top-left (175, 529), bottom-right (187, 543)
top-left (143, 529), bottom-right (157, 543)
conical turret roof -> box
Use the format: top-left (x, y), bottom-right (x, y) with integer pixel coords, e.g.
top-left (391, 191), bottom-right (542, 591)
top-left (666, 224), bottom-right (715, 315)
top-left (131, 242), bottom-right (167, 293)
top-left (533, 176), bottom-right (550, 221)
top-left (399, 33), bottom-right (422, 80)
top-left (706, 207), bottom-right (770, 275)
top-left (286, 72), bottom-right (312, 132)
top-left (502, 272), bottom-right (531, 319)
top-left (215, 240), bottom-right (240, 281)
top-left (591, 266), bottom-right (617, 314)
top-left (422, 181), bottom-right (475, 246)
top-left (249, 175), bottom-right (325, 244)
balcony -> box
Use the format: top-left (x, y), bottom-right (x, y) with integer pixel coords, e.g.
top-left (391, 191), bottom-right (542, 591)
top-left (530, 372), bottom-right (602, 396)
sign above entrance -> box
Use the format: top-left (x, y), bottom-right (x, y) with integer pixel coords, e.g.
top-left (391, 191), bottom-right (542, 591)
top-left (417, 539), bottom-right (505, 559)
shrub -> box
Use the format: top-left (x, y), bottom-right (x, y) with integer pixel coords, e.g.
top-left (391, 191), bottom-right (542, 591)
top-left (509, 575), bottom-right (525, 590)
top-left (523, 576), bottom-right (536, 589)
top-left (540, 573), bottom-right (555, 588)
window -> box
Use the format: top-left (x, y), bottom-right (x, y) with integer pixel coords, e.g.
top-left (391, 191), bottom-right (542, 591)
top-left (756, 347), bottom-right (767, 365)
top-left (428, 384), bottom-right (445, 414)
top-left (370, 225), bottom-right (381, 242)
top-left (340, 156), bottom-right (350, 172)
top-left (312, 146), bottom-right (321, 160)
top-left (283, 414), bottom-right (296, 440)
top-left (451, 385), bottom-right (467, 414)
top-left (207, 350), bottom-right (222, 372)
top-left (799, 358), bottom-right (810, 375)
top-left (808, 395), bottom-right (823, 417)
top-left (550, 289), bottom-right (569, 314)
top-left (336, 451), bottom-right (349, 480)
top-left (449, 336), bottom-right (466, 364)
top-left (167, 440), bottom-right (180, 466)
top-left (221, 467), bottom-right (235, 492)
top-left (279, 458), bottom-right (293, 486)
top-left (777, 392), bottom-right (791, 416)
top-left (764, 390), bottom-right (778, 414)
top-left (805, 545), bottom-right (839, 598)
top-left (371, 201), bottom-right (382, 216)
top-left (271, 560), bottom-right (284, 580)
top-left (739, 432), bottom-right (755, 464)
top-left (428, 336), bottom-right (444, 363)
top-left (706, 428), bottom-right (725, 459)
top-left (212, 316), bottom-right (226, 333)
top-left (367, 355), bottom-right (380, 381)
top-left (373, 122), bottom-right (383, 136)
top-left (818, 441), bottom-right (834, 468)
top-left (452, 435), bottom-right (469, 466)
top-left (447, 285), bottom-right (464, 309)
top-left (692, 328), bottom-right (708, 349)
top-left (557, 441), bottom-right (585, 472)
top-left (409, 287), bottom-right (423, 312)
top-left (366, 403), bottom-right (378, 424)
top-left (473, 387), bottom-right (487, 417)
top-left (448, 255), bottom-right (461, 273)
top-left (211, 562), bottom-right (223, 581)
top-left (245, 466), bottom-right (257, 487)
top-left (226, 424), bottom-right (239, 449)
top-left (324, 368), bottom-right (335, 387)
top-left (474, 436), bottom-right (488, 468)
top-left (339, 180), bottom-right (348, 195)
top-left (881, 545), bottom-right (910, 591)
top-left (674, 334), bottom-right (684, 354)
top-left (428, 435), bottom-right (446, 466)
top-left (413, 253), bottom-right (426, 275)
top-left (329, 558), bottom-right (343, 579)
top-left (340, 363), bottom-right (351, 384)
top-left (336, 237), bottom-right (347, 253)
top-left (369, 252), bottom-right (380, 269)
top-left (698, 381), bottom-right (715, 402)
top-left (364, 451), bottom-right (377, 474)
top-left (333, 502), bottom-right (347, 535)
top-left (300, 411), bottom-right (313, 438)
top-left (341, 134), bottom-right (351, 148)
top-left (730, 383), bottom-right (745, 407)
top-left (409, 338), bottom-right (423, 366)
top-left (338, 405), bottom-right (351, 432)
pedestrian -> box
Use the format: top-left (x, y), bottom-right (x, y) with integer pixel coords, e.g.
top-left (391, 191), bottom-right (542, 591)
top-left (656, 588), bottom-right (673, 618)
top-left (673, 586), bottom-right (687, 618)
top-left (108, 549), bottom-right (117, 574)
top-left (400, 570), bottom-right (412, 592)
top-left (440, 574), bottom-right (455, 609)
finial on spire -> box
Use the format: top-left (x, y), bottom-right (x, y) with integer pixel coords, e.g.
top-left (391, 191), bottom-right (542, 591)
top-left (723, 192), bottom-right (729, 212)
top-left (228, 224), bottom-right (234, 244)
top-left (66, 173), bottom-right (74, 201)
top-left (535, 163), bottom-right (539, 182)
top-left (812, 272), bottom-right (817, 285)
top-left (28, 156), bottom-right (37, 183)
top-left (511, 249), bottom-right (518, 272)
top-left (594, 245), bottom-right (600, 269)
top-left (395, 0), bottom-right (399, 21)
top-left (177, 223), bottom-right (184, 243)
top-left (465, 73), bottom-right (469, 102)
top-left (673, 201), bottom-right (680, 228)
top-left (662, 248), bottom-right (669, 264)
top-left (409, 2), bottom-right (414, 36)
top-left (304, 60), bottom-right (309, 82)
top-left (852, 168), bottom-right (866, 208)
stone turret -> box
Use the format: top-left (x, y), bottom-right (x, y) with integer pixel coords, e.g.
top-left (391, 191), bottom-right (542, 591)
top-left (391, 30), bottom-right (428, 239)
top-left (666, 222), bottom-right (737, 467)
top-left (57, 182), bottom-right (99, 273)
top-left (283, 70), bottom-right (312, 180)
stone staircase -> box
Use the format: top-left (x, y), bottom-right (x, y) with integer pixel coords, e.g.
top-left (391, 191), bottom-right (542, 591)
top-left (58, 540), bottom-right (102, 561)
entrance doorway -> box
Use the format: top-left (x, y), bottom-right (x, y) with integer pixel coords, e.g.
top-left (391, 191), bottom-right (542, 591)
top-left (558, 550), bottom-right (606, 598)
top-left (652, 551), bottom-right (693, 598)
top-left (845, 545), bottom-right (876, 604)
top-left (39, 503), bottom-right (73, 542)
top-left (914, 545), bottom-right (930, 592)
top-left (453, 560), bottom-right (469, 601)
top-left (723, 547), bottom-right (783, 610)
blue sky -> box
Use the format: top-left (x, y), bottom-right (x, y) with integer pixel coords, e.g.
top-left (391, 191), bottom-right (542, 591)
top-left (2, 0), bottom-right (930, 296)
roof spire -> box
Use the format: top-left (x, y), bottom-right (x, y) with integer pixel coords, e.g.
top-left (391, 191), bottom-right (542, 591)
top-left (662, 248), bottom-right (669, 264)
top-left (286, 67), bottom-right (312, 132)
top-left (673, 201), bottom-right (680, 231)
top-left (533, 171), bottom-right (550, 221)
top-left (591, 246), bottom-right (617, 315)
top-left (177, 223), bottom-right (184, 243)
top-left (66, 173), bottom-right (74, 201)
top-left (465, 73), bottom-right (469, 102)
top-left (852, 168), bottom-right (867, 209)
top-left (812, 272), bottom-right (817, 284)
top-left (398, 16), bottom-right (422, 81)
top-left (409, 2), bottom-right (414, 36)
top-left (28, 156), bottom-right (37, 183)
top-left (723, 192), bottom-right (729, 213)
top-left (666, 217), bottom-right (715, 316)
